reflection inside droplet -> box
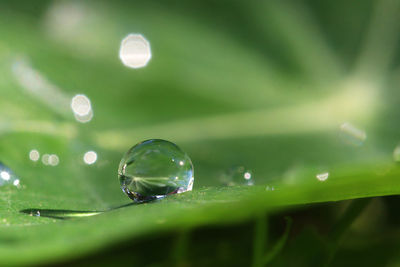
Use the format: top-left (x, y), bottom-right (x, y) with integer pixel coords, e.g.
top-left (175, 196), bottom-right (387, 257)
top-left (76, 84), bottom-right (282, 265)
top-left (29, 149), bottom-right (40, 161)
top-left (339, 122), bottom-right (366, 146)
top-left (83, 151), bottom-right (97, 165)
top-left (316, 172), bottom-right (329, 181)
top-left (119, 34), bottom-right (152, 69)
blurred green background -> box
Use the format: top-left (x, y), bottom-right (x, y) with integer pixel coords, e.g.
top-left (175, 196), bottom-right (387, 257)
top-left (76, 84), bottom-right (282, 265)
top-left (1, 0), bottom-right (400, 266)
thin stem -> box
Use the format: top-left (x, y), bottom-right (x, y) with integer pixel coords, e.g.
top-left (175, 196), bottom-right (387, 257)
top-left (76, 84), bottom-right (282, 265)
top-left (263, 217), bottom-right (292, 265)
top-left (172, 230), bottom-right (190, 266)
top-left (325, 198), bottom-right (371, 266)
top-left (252, 213), bottom-right (268, 267)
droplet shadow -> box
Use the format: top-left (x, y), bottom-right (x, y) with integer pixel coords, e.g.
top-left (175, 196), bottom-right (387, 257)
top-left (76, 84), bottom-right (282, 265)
top-left (20, 202), bottom-right (137, 219)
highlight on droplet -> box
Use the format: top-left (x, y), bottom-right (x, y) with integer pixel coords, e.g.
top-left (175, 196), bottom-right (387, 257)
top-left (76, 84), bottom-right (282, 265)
top-left (29, 149), bottom-right (40, 162)
top-left (13, 179), bottom-right (20, 187)
top-left (83, 151), bottom-right (97, 165)
top-left (339, 122), bottom-right (367, 146)
top-left (316, 172), bottom-right (329, 182)
top-left (0, 171), bottom-right (10, 181)
top-left (119, 34), bottom-right (151, 69)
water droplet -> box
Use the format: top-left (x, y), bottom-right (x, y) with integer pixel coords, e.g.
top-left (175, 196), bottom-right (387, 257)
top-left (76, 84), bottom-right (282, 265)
top-left (0, 163), bottom-right (21, 187)
top-left (118, 139), bottom-right (194, 203)
top-left (221, 166), bottom-right (254, 186)
top-left (266, 185), bottom-right (275, 191)
top-left (83, 151), bottom-right (97, 165)
top-left (339, 122), bottom-right (366, 146)
top-left (316, 172), bottom-right (329, 182)
top-left (119, 34), bottom-right (151, 69)
top-left (71, 94), bottom-right (93, 123)
top-left (29, 149), bottom-right (40, 161)
top-left (42, 154), bottom-right (50, 165)
top-left (48, 154), bottom-right (59, 166)
top-left (42, 154), bottom-right (59, 166)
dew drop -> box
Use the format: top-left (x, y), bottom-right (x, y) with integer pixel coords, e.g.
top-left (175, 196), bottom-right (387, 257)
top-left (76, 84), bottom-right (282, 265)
top-left (42, 154), bottom-right (59, 166)
top-left (42, 154), bottom-right (50, 165)
top-left (266, 185), bottom-right (275, 191)
top-left (118, 139), bottom-right (194, 203)
top-left (29, 149), bottom-right (40, 162)
top-left (83, 151), bottom-right (97, 165)
top-left (119, 34), bottom-right (151, 69)
top-left (316, 172), bottom-right (329, 182)
top-left (221, 166), bottom-right (254, 186)
top-left (0, 162), bottom-right (21, 187)
top-left (71, 94), bottom-right (91, 116)
top-left (71, 94), bottom-right (93, 123)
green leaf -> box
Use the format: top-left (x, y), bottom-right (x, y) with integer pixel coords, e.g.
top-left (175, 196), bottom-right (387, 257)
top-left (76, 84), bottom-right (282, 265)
top-left (0, 0), bottom-right (400, 265)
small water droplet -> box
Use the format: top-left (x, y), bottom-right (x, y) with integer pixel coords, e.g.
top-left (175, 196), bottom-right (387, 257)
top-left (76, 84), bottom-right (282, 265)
top-left (316, 172), bottom-right (329, 182)
top-left (29, 149), bottom-right (40, 161)
top-left (118, 139), bottom-right (194, 203)
top-left (221, 166), bottom-right (254, 186)
top-left (0, 163), bottom-right (21, 187)
top-left (339, 122), bottom-right (366, 146)
top-left (266, 185), bottom-right (275, 191)
top-left (42, 154), bottom-right (50, 165)
top-left (42, 154), bottom-right (59, 166)
top-left (48, 154), bottom-right (59, 166)
top-left (71, 94), bottom-right (93, 123)
top-left (119, 34), bottom-right (151, 69)
top-left (83, 151), bottom-right (97, 165)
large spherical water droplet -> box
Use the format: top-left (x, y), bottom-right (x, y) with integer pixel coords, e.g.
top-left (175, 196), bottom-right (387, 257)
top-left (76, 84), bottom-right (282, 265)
top-left (118, 139), bottom-right (194, 203)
